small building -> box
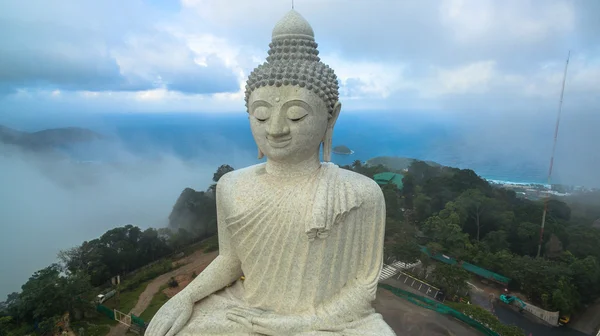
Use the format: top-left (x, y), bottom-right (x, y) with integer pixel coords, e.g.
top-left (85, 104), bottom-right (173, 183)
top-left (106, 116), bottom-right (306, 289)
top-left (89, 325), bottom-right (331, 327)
top-left (373, 172), bottom-right (404, 190)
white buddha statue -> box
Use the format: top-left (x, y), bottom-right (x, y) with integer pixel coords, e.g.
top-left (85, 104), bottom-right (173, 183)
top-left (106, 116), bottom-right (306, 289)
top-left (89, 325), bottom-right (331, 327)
top-left (146, 9), bottom-right (395, 336)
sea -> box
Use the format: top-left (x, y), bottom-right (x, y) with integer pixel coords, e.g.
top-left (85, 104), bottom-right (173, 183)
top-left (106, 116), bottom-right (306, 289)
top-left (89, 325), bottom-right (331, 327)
top-left (50, 111), bottom-right (550, 185)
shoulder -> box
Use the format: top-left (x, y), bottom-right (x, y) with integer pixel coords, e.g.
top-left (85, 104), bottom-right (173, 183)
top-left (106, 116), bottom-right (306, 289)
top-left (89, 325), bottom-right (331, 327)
top-left (216, 163), bottom-right (265, 197)
top-left (334, 165), bottom-right (384, 202)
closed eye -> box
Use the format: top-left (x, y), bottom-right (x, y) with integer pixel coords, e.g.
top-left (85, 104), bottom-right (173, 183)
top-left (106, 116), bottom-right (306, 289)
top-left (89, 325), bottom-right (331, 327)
top-left (255, 117), bottom-right (268, 122)
top-left (289, 114), bottom-right (308, 122)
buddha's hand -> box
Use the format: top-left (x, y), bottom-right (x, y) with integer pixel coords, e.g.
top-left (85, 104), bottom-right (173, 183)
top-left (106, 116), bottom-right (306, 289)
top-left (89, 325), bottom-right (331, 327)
top-left (226, 307), bottom-right (320, 335)
top-left (145, 294), bottom-right (193, 336)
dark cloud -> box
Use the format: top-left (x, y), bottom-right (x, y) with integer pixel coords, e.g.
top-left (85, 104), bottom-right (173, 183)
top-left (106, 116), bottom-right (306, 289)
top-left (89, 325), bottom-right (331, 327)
top-left (204, 0), bottom-right (595, 78)
top-left (0, 20), bottom-right (135, 92)
top-left (0, 1), bottom-right (240, 95)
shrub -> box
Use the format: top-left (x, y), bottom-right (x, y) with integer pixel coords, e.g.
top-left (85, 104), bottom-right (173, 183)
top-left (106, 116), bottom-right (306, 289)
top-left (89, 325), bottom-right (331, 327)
top-left (167, 277), bottom-right (179, 288)
top-left (121, 260), bottom-right (173, 292)
top-left (446, 302), bottom-right (525, 336)
top-left (203, 236), bottom-right (219, 253)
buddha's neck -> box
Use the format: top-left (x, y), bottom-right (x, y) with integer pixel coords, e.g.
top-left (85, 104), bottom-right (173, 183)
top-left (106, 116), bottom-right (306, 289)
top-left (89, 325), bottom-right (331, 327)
top-left (265, 152), bottom-right (322, 178)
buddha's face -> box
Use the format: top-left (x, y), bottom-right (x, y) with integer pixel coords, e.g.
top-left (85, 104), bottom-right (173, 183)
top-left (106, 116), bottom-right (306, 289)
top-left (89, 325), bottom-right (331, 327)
top-left (248, 85), bottom-right (334, 163)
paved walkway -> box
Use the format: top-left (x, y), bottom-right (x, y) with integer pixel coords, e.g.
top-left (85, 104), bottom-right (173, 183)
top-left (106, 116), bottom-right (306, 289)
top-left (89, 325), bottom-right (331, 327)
top-left (105, 250), bottom-right (218, 336)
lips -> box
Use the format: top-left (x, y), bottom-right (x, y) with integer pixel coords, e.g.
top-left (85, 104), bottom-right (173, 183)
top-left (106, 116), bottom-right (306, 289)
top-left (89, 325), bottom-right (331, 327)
top-left (267, 137), bottom-right (292, 148)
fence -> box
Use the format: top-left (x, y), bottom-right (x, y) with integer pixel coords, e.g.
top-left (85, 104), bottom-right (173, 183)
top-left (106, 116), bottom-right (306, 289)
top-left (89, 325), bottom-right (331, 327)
top-left (522, 302), bottom-right (560, 326)
top-left (419, 246), bottom-right (511, 285)
top-left (393, 270), bottom-right (441, 300)
top-left (96, 304), bottom-right (114, 320)
top-left (379, 283), bottom-right (502, 336)
top-left (95, 304), bottom-right (147, 329)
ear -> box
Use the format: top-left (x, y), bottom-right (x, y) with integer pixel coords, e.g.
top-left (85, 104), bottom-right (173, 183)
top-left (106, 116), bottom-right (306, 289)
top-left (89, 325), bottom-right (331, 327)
top-left (322, 101), bottom-right (341, 162)
top-left (257, 147), bottom-right (264, 159)
top-left (327, 101), bottom-right (342, 129)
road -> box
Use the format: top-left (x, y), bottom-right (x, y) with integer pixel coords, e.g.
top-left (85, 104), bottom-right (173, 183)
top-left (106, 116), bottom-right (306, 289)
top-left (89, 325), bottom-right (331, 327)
top-left (468, 283), bottom-right (591, 336)
top-left (570, 300), bottom-right (600, 335)
top-left (494, 304), bottom-right (589, 336)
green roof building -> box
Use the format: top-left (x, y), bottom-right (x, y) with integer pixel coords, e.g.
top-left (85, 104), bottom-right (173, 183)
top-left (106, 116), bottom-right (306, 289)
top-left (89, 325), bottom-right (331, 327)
top-left (373, 172), bottom-right (404, 189)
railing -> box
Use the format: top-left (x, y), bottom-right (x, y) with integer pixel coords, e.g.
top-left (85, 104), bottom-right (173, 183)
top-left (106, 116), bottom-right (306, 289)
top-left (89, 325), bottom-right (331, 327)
top-left (379, 260), bottom-right (422, 281)
top-left (96, 304), bottom-right (147, 330)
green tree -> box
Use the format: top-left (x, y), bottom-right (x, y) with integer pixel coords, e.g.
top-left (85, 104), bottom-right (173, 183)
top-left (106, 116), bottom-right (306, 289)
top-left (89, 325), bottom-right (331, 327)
top-left (0, 316), bottom-right (16, 336)
top-left (169, 188), bottom-right (217, 240)
top-left (408, 160), bottom-right (440, 185)
top-left (569, 256), bottom-right (600, 303)
top-left (544, 234), bottom-right (564, 260)
top-left (381, 182), bottom-right (401, 220)
top-left (566, 226), bottom-right (600, 261)
top-left (413, 192), bottom-right (432, 224)
top-left (482, 230), bottom-right (510, 253)
top-left (515, 222), bottom-right (540, 256)
top-left (401, 173), bottom-right (416, 209)
top-left (422, 213), bottom-right (471, 260)
top-left (456, 189), bottom-right (496, 241)
top-left (212, 164), bottom-right (234, 183)
top-left (388, 222), bottom-right (421, 264)
top-left (551, 277), bottom-right (580, 315)
top-left (431, 264), bottom-right (470, 295)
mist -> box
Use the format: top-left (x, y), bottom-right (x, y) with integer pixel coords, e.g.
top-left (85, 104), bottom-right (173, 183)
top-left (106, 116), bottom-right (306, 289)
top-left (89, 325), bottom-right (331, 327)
top-left (0, 138), bottom-right (255, 299)
top-left (425, 108), bottom-right (600, 188)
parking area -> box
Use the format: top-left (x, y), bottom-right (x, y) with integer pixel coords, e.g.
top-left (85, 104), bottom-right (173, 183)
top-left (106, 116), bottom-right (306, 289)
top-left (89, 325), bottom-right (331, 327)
top-left (394, 271), bottom-right (441, 300)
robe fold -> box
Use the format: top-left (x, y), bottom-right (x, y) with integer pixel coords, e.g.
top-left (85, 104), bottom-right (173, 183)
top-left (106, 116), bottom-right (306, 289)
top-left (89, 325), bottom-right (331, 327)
top-left (177, 163), bottom-right (395, 335)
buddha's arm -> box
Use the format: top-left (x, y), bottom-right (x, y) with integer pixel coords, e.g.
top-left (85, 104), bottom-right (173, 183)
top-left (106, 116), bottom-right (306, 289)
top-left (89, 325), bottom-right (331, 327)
top-left (178, 177), bottom-right (243, 304)
top-left (313, 194), bottom-right (386, 324)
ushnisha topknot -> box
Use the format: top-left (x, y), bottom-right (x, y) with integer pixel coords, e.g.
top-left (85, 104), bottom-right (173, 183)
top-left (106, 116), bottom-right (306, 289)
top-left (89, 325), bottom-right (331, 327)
top-left (244, 10), bottom-right (340, 116)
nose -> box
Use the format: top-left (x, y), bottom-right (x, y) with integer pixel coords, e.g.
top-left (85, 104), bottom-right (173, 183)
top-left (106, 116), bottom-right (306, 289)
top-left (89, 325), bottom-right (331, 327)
top-left (267, 109), bottom-right (290, 137)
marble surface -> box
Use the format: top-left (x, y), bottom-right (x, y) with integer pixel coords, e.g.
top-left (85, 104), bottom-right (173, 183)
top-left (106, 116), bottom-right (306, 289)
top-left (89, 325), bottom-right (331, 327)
top-left (145, 9), bottom-right (394, 335)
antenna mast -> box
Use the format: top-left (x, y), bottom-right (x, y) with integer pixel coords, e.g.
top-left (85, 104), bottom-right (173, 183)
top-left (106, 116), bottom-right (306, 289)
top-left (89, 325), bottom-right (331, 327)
top-left (292, 0), bottom-right (294, 9)
top-left (536, 50), bottom-right (571, 258)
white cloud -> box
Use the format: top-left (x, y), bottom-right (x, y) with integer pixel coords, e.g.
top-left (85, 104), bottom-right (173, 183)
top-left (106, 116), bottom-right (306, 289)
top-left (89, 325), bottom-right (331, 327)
top-left (424, 61), bottom-right (497, 97)
top-left (0, 0), bottom-right (598, 114)
top-left (321, 54), bottom-right (409, 99)
top-left (439, 0), bottom-right (575, 43)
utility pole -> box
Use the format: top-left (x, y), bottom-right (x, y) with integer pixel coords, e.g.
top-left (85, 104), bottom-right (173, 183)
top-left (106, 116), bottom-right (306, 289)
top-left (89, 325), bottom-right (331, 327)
top-left (112, 275), bottom-right (121, 310)
top-left (537, 51), bottom-right (570, 258)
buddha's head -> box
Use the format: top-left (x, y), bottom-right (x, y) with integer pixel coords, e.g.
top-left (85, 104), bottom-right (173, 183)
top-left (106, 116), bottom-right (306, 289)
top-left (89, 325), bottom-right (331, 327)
top-left (245, 10), bottom-right (341, 164)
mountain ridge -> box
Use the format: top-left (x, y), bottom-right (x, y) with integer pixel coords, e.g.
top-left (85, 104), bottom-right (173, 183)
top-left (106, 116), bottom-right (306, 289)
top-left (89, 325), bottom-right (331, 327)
top-left (0, 124), bottom-right (103, 152)
top-left (365, 156), bottom-right (442, 171)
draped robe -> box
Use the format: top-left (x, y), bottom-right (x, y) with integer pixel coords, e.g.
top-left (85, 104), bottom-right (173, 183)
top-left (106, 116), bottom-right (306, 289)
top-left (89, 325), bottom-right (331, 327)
top-left (177, 163), bottom-right (395, 335)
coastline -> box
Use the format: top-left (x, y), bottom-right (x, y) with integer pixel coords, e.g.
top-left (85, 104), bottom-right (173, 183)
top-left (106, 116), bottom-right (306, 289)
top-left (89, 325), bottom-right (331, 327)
top-left (484, 178), bottom-right (550, 189)
top-left (333, 149), bottom-right (355, 155)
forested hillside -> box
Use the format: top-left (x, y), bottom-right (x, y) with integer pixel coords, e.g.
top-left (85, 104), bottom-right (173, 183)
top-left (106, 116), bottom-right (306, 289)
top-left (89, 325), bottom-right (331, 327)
top-left (343, 159), bottom-right (600, 316)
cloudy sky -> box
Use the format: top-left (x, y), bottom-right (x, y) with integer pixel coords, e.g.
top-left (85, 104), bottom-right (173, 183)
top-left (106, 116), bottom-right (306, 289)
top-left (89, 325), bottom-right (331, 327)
top-left (1, 0), bottom-right (599, 297)
top-left (1, 0), bottom-right (598, 116)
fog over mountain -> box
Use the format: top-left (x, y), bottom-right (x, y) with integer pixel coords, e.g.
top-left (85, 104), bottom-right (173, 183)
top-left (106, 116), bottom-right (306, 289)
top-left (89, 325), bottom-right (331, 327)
top-left (0, 136), bottom-right (254, 298)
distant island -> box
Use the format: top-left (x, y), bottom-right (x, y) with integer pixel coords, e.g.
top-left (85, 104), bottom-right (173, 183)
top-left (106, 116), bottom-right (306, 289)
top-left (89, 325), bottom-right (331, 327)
top-left (365, 156), bottom-right (441, 171)
top-left (0, 124), bottom-right (103, 153)
top-left (332, 145), bottom-right (353, 155)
